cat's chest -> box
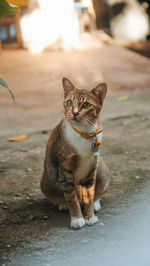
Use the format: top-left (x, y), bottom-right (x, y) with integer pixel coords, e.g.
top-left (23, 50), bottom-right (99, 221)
top-left (65, 123), bottom-right (95, 156)
top-left (65, 123), bottom-right (99, 184)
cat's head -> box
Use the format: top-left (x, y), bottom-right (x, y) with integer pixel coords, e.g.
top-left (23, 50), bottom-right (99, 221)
top-left (62, 78), bottom-right (107, 125)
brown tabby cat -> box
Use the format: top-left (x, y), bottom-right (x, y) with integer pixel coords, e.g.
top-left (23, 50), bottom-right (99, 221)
top-left (41, 78), bottom-right (109, 229)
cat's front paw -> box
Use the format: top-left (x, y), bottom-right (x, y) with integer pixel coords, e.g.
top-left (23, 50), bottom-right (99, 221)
top-left (70, 217), bottom-right (85, 229)
top-left (85, 215), bottom-right (98, 226)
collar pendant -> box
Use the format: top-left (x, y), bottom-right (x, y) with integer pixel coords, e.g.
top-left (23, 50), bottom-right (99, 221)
top-left (92, 136), bottom-right (101, 153)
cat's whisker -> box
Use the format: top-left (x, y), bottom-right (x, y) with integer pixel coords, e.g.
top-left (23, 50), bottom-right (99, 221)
top-left (65, 116), bottom-right (74, 120)
top-left (83, 117), bottom-right (94, 125)
top-left (65, 116), bottom-right (95, 128)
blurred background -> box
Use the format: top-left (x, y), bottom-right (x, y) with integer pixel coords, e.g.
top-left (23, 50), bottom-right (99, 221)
top-left (0, 0), bottom-right (150, 55)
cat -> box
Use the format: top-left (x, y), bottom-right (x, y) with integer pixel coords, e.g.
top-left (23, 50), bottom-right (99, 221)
top-left (40, 78), bottom-right (109, 229)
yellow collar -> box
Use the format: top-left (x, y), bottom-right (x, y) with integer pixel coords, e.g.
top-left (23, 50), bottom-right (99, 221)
top-left (70, 122), bottom-right (102, 140)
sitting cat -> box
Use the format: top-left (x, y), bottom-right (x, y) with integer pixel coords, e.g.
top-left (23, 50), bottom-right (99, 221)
top-left (41, 78), bottom-right (109, 229)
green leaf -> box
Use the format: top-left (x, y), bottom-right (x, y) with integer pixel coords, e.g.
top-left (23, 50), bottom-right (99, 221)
top-left (0, 76), bottom-right (15, 102)
top-left (0, 0), bottom-right (20, 18)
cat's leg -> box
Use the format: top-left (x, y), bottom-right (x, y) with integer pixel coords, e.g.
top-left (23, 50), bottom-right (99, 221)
top-left (82, 166), bottom-right (99, 226)
top-left (83, 184), bottom-right (99, 226)
top-left (75, 185), bottom-right (101, 212)
top-left (64, 190), bottom-right (85, 229)
top-left (59, 155), bottom-right (85, 229)
top-left (94, 157), bottom-right (109, 210)
top-left (41, 168), bottom-right (67, 207)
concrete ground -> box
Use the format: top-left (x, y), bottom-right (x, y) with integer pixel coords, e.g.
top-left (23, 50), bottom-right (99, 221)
top-left (0, 43), bottom-right (150, 265)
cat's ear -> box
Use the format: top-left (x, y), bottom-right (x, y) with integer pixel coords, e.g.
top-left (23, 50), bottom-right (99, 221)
top-left (62, 78), bottom-right (75, 98)
top-left (91, 83), bottom-right (107, 104)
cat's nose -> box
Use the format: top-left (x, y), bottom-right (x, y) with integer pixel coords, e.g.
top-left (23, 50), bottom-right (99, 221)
top-left (73, 108), bottom-right (79, 116)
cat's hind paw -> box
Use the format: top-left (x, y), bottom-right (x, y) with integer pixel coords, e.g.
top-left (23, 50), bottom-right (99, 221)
top-left (85, 215), bottom-right (98, 226)
top-left (58, 204), bottom-right (68, 211)
top-left (94, 199), bottom-right (101, 212)
top-left (70, 217), bottom-right (85, 229)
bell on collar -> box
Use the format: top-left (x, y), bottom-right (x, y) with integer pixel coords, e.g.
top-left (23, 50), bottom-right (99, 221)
top-left (96, 140), bottom-right (101, 146)
top-left (92, 137), bottom-right (101, 153)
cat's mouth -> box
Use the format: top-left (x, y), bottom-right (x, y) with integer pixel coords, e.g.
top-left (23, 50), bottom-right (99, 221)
top-left (70, 116), bottom-right (92, 125)
top-left (66, 115), bottom-right (91, 125)
top-left (68, 116), bottom-right (81, 124)
top-left (73, 117), bottom-right (80, 122)
top-left (71, 117), bottom-right (81, 123)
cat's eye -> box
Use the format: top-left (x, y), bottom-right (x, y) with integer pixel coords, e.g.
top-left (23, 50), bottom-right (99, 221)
top-left (67, 99), bottom-right (73, 107)
top-left (82, 102), bottom-right (91, 109)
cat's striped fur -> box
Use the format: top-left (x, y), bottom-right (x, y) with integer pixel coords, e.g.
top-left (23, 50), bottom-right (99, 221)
top-left (41, 78), bottom-right (109, 229)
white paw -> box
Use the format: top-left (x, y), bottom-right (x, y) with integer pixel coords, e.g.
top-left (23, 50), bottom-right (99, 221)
top-left (58, 204), bottom-right (68, 211)
top-left (85, 215), bottom-right (99, 226)
top-left (94, 199), bottom-right (101, 212)
top-left (70, 217), bottom-right (85, 229)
